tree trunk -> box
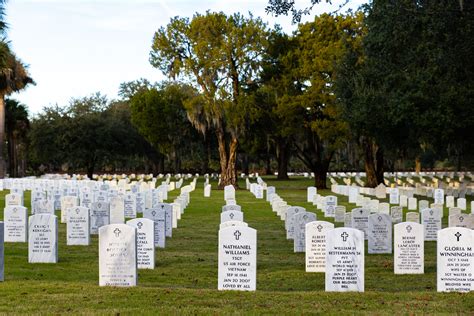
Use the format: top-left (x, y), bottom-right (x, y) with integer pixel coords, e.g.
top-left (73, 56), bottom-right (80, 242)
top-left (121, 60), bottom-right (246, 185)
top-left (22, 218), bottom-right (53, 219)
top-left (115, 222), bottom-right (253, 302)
top-left (415, 156), bottom-right (421, 174)
top-left (87, 162), bottom-right (95, 179)
top-left (314, 166), bottom-right (328, 189)
top-left (0, 96), bottom-right (5, 178)
top-left (265, 156), bottom-right (272, 175)
top-left (217, 128), bottom-right (238, 189)
top-left (363, 138), bottom-right (384, 188)
top-left (276, 138), bottom-right (289, 180)
top-left (242, 153), bottom-right (249, 175)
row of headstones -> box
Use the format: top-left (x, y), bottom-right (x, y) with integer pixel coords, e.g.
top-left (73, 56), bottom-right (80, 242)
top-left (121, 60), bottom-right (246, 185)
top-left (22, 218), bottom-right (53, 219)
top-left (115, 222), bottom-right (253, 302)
top-left (311, 225), bottom-right (473, 292)
top-left (229, 182), bottom-right (474, 292)
top-left (99, 187), bottom-right (193, 286)
top-left (320, 184), bottom-right (474, 228)
top-left (0, 180), bottom-right (195, 284)
top-left (218, 190), bottom-right (257, 291)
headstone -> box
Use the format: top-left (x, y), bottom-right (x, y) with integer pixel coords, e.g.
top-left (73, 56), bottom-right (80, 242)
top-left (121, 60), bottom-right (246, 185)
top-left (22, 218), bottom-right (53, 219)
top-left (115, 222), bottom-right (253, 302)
top-left (285, 206), bottom-right (305, 239)
top-left (389, 188), bottom-right (399, 204)
top-left (390, 206), bottom-right (403, 224)
top-left (218, 226), bottom-right (256, 291)
top-left (4, 206), bottom-right (27, 242)
top-left (221, 210), bottom-right (244, 223)
top-left (307, 187), bottom-right (317, 203)
top-left (334, 206), bottom-right (346, 223)
top-left (418, 200), bottom-right (429, 212)
top-left (434, 189), bottom-right (444, 205)
top-left (143, 208), bottom-right (166, 248)
top-left (323, 196), bottom-right (337, 218)
top-left (394, 222), bottom-right (424, 274)
top-left (222, 205), bottom-right (241, 213)
top-left (90, 202), bottom-right (110, 235)
top-left (219, 220), bottom-right (248, 229)
top-left (6, 193), bottom-right (21, 207)
top-left (127, 218), bottom-right (155, 269)
top-left (378, 203), bottom-right (390, 215)
top-left (156, 203), bottom-right (173, 238)
top-left (344, 213), bottom-right (352, 228)
top-left (446, 196), bottom-right (455, 208)
top-left (406, 212), bottom-right (420, 223)
top-left (449, 207), bottom-right (462, 217)
top-left (254, 185), bottom-right (263, 199)
top-left (266, 186), bottom-right (275, 202)
top-left (368, 214), bottom-right (392, 254)
top-left (28, 214), bottom-right (58, 263)
top-left (399, 195), bottom-right (408, 207)
top-left (421, 208), bottom-right (442, 241)
top-left (124, 193), bottom-right (137, 218)
top-left (99, 224), bottom-right (137, 287)
top-left (305, 221), bottom-right (334, 272)
top-left (224, 185), bottom-right (235, 201)
top-left (67, 206), bottom-right (90, 246)
top-left (60, 196), bottom-right (78, 223)
top-left (351, 208), bottom-right (370, 240)
top-left (204, 184), bottom-right (211, 197)
top-left (408, 197), bottom-right (417, 211)
top-left (375, 184), bottom-right (386, 199)
top-left (449, 214), bottom-right (471, 228)
top-left (457, 197), bottom-right (467, 210)
top-left (136, 192), bottom-right (145, 214)
top-left (109, 196), bottom-right (125, 224)
top-left (294, 212), bottom-right (317, 252)
top-left (32, 199), bottom-right (54, 215)
top-left (325, 228), bottom-right (364, 292)
top-left (437, 227), bottom-right (474, 292)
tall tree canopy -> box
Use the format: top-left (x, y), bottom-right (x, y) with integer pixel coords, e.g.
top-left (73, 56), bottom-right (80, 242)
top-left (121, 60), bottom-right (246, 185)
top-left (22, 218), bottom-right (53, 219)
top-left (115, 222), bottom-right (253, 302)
top-left (150, 11), bottom-right (268, 187)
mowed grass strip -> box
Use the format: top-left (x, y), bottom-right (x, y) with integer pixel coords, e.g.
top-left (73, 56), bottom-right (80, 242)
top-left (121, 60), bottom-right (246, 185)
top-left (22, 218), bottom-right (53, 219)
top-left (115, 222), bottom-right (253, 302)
top-left (0, 177), bottom-right (471, 314)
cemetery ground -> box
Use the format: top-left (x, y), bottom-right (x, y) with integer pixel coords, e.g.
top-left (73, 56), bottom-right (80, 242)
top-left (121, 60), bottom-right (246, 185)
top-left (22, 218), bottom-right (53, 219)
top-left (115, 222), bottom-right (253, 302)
top-left (0, 178), bottom-right (472, 314)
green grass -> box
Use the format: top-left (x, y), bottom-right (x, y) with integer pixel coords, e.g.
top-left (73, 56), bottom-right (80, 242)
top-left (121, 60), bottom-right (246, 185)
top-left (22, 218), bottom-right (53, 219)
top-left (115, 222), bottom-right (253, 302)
top-left (0, 176), bottom-right (472, 314)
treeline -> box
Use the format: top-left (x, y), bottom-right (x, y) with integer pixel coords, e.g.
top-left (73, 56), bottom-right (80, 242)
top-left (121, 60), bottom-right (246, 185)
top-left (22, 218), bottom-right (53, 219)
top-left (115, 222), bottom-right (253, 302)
top-left (9, 0), bottom-right (474, 188)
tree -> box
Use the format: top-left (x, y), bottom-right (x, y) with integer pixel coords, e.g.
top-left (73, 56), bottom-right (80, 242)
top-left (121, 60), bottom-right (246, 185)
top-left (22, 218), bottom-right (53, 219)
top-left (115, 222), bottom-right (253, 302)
top-left (150, 12), bottom-right (268, 188)
top-left (266, 0), bottom-right (354, 23)
top-left (273, 12), bottom-right (364, 188)
top-left (5, 99), bottom-right (28, 177)
top-left (129, 82), bottom-right (204, 173)
top-left (336, 0), bottom-right (474, 185)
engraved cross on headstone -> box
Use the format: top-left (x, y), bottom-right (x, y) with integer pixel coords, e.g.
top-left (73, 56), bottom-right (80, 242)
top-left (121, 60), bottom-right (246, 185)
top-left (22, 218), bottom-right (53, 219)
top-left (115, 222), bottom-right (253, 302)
top-left (341, 232), bottom-right (349, 242)
top-left (317, 224), bottom-right (323, 232)
top-left (137, 222), bottom-right (143, 230)
top-left (455, 231), bottom-right (462, 242)
top-left (234, 230), bottom-right (241, 240)
top-left (113, 228), bottom-right (121, 237)
top-left (406, 225), bottom-right (412, 233)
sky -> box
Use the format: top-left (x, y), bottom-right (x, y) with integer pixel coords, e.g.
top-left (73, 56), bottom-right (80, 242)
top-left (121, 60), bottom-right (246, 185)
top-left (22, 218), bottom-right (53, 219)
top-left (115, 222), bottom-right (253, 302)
top-left (6, 0), bottom-right (367, 114)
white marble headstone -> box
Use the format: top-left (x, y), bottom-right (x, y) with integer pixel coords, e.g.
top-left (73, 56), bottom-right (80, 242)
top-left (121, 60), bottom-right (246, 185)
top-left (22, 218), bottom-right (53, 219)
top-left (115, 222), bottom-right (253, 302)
top-left (67, 206), bottom-right (90, 246)
top-left (325, 228), bottom-right (364, 292)
top-left (28, 214), bottom-right (58, 263)
top-left (218, 226), bottom-right (256, 291)
top-left (437, 227), bottom-right (473, 292)
top-left (99, 224), bottom-right (137, 287)
top-left (394, 222), bottom-right (424, 274)
top-left (305, 221), bottom-right (334, 272)
top-left (4, 206), bottom-right (27, 242)
top-left (127, 218), bottom-right (155, 269)
top-left (368, 214), bottom-right (392, 254)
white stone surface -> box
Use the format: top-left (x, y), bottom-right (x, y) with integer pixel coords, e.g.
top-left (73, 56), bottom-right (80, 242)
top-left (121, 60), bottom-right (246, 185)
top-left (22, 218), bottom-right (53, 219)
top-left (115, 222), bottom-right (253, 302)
top-left (305, 221), bottom-right (334, 272)
top-left (90, 202), bottom-right (110, 235)
top-left (4, 206), bottom-right (27, 242)
top-left (437, 227), bottom-right (473, 292)
top-left (421, 208), bottom-right (441, 241)
top-left (351, 208), bottom-right (370, 240)
top-left (67, 206), bottom-right (90, 246)
top-left (221, 210), bottom-right (244, 223)
top-left (99, 224), bottom-right (137, 287)
top-left (143, 208), bottom-right (166, 248)
top-left (127, 218), bottom-right (155, 269)
top-left (325, 228), bottom-right (364, 292)
top-left (293, 212), bottom-right (317, 252)
top-left (368, 214), bottom-right (392, 254)
top-left (218, 226), bottom-right (256, 291)
top-left (28, 214), bottom-right (58, 263)
top-left (394, 222), bottom-right (424, 274)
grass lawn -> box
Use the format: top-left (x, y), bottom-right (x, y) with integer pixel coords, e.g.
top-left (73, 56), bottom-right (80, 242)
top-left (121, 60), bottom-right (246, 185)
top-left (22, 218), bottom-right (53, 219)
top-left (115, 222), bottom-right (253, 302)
top-left (0, 176), bottom-right (472, 314)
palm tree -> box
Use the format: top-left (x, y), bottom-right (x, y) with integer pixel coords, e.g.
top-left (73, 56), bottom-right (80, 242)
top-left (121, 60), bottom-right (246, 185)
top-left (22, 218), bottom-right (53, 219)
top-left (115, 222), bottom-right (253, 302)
top-left (0, 43), bottom-right (34, 177)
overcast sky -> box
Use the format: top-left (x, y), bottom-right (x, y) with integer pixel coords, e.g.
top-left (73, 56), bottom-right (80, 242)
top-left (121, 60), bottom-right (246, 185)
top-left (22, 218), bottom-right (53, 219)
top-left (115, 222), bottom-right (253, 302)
top-left (6, 0), bottom-right (367, 114)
